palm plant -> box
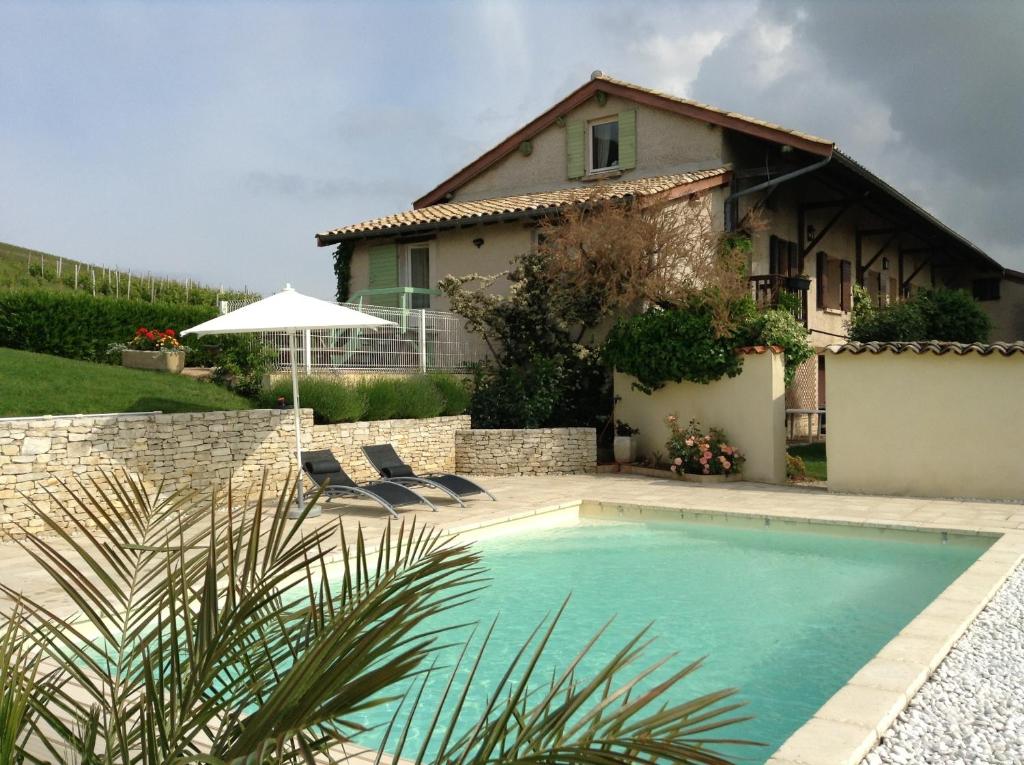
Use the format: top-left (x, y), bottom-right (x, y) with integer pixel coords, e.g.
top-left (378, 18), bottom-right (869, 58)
top-left (1, 470), bottom-right (759, 764)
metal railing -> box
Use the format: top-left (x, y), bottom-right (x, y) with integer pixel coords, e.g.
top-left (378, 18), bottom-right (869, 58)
top-left (218, 299), bottom-right (489, 373)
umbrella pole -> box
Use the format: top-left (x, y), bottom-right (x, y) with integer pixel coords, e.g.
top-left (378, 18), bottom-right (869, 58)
top-left (286, 330), bottom-right (317, 520)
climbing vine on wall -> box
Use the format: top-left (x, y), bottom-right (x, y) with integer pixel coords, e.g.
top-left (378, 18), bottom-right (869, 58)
top-left (333, 242), bottom-right (354, 303)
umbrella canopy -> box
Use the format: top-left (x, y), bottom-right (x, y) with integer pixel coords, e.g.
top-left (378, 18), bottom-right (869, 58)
top-left (182, 285), bottom-right (396, 519)
top-left (182, 284), bottom-right (394, 335)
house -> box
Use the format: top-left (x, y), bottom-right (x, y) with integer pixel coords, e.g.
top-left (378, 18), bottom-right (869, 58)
top-left (315, 71), bottom-right (1018, 413)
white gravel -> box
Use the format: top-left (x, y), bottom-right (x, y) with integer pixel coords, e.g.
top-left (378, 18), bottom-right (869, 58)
top-left (863, 561), bottom-right (1024, 765)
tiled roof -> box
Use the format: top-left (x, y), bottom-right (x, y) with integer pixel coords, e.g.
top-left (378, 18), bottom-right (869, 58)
top-left (592, 73), bottom-right (832, 147)
top-left (828, 341), bottom-right (1024, 356)
top-left (316, 169), bottom-right (729, 244)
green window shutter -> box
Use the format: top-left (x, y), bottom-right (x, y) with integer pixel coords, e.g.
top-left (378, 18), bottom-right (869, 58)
top-left (618, 109), bottom-right (637, 170)
top-left (566, 120), bottom-right (585, 179)
top-left (368, 243), bottom-right (398, 307)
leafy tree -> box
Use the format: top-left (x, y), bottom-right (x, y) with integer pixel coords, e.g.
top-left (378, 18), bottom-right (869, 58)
top-left (0, 472), bottom-right (757, 764)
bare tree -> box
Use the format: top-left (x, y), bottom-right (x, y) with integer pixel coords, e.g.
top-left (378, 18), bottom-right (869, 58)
top-left (536, 190), bottom-right (758, 333)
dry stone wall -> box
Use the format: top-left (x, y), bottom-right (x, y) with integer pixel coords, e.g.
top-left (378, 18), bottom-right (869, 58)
top-left (455, 428), bottom-right (596, 476)
top-left (0, 411), bottom-right (469, 538)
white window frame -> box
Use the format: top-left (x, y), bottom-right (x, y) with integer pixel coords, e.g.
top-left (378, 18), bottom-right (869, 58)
top-left (587, 116), bottom-right (620, 174)
top-left (400, 241), bottom-right (434, 308)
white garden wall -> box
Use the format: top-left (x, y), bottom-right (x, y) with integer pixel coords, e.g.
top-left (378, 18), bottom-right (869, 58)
top-left (614, 348), bottom-right (787, 484)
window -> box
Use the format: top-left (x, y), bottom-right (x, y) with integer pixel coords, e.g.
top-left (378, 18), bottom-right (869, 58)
top-left (401, 243), bottom-right (432, 309)
top-left (588, 118), bottom-right (619, 173)
top-left (972, 277), bottom-right (1001, 302)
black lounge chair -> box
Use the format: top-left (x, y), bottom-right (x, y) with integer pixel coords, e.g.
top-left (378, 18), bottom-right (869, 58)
top-left (361, 444), bottom-right (496, 506)
top-left (301, 449), bottom-right (437, 519)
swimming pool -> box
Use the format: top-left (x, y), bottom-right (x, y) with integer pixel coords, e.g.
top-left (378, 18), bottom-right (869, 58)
top-left (351, 512), bottom-right (989, 762)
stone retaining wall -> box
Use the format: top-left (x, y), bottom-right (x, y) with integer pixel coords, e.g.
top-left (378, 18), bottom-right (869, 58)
top-left (0, 411), bottom-right (469, 537)
top-left (454, 428), bottom-right (596, 476)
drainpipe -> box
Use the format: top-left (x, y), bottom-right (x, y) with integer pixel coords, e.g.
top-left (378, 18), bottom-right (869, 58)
top-left (727, 154), bottom-right (833, 202)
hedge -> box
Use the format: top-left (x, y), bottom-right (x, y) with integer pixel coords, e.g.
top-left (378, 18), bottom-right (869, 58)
top-left (261, 374), bottom-right (468, 424)
top-left (0, 289), bottom-right (228, 364)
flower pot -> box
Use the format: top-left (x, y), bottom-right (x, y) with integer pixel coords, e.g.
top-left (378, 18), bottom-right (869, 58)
top-left (122, 350), bottom-right (186, 374)
top-left (613, 435), bottom-right (637, 464)
top-left (786, 275), bottom-right (811, 291)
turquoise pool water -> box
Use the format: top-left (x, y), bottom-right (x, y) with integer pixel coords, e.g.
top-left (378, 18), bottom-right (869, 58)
top-left (352, 517), bottom-right (987, 762)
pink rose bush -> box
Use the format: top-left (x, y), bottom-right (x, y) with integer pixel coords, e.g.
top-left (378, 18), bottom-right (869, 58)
top-left (665, 416), bottom-right (745, 476)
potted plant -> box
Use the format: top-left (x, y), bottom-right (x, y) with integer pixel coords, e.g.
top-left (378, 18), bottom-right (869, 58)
top-left (613, 420), bottom-right (639, 464)
top-left (665, 416), bottom-right (744, 482)
top-left (111, 327), bottom-right (190, 373)
top-left (786, 273), bottom-right (812, 291)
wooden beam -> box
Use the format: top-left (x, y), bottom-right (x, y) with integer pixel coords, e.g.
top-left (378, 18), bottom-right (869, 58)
top-left (802, 202), bottom-right (851, 257)
top-left (862, 231), bottom-right (898, 273)
top-left (856, 226), bottom-right (899, 237)
top-left (855, 230), bottom-right (863, 286)
top-left (898, 246), bottom-right (934, 255)
top-left (903, 255), bottom-right (932, 290)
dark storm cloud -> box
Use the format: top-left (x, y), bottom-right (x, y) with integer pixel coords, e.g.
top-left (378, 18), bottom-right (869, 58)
top-left (690, 0), bottom-right (1024, 266)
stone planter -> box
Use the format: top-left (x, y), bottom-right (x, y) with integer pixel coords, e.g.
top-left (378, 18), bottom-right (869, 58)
top-left (613, 435), bottom-right (637, 464)
top-left (680, 472), bottom-right (743, 484)
top-left (122, 350), bottom-right (186, 374)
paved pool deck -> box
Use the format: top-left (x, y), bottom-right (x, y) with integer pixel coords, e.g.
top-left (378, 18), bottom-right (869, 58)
top-left (2, 472), bottom-right (1022, 765)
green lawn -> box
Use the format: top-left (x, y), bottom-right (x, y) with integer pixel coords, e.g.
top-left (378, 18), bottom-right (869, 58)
top-left (0, 348), bottom-right (253, 417)
top-left (788, 442), bottom-right (826, 481)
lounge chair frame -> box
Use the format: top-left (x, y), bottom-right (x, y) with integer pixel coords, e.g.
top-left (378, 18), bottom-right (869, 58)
top-left (301, 450), bottom-right (437, 519)
top-left (361, 444), bottom-right (497, 505)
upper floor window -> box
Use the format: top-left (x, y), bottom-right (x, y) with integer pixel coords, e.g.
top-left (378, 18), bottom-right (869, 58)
top-left (972, 277), bottom-right (1001, 301)
top-left (589, 117), bottom-right (619, 173)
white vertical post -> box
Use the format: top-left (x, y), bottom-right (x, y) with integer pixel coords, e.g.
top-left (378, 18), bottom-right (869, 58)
top-left (303, 329), bottom-right (312, 374)
top-left (286, 330), bottom-right (311, 520)
top-left (418, 309), bottom-right (427, 373)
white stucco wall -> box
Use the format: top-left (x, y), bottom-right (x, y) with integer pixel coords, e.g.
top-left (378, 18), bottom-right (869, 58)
top-left (614, 350), bottom-right (787, 484)
top-left (827, 349), bottom-right (1024, 500)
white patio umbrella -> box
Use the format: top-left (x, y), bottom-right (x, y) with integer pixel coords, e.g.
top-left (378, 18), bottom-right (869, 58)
top-left (182, 285), bottom-right (395, 519)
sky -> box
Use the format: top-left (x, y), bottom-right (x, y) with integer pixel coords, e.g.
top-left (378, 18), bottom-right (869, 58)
top-left (1, 0), bottom-right (1022, 299)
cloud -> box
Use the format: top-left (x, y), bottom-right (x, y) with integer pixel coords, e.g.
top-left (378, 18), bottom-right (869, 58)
top-left (689, 0), bottom-right (1024, 268)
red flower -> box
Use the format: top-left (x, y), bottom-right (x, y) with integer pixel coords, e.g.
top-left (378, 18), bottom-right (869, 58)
top-left (165, 329), bottom-right (176, 337)
top-left (146, 331), bottom-right (157, 341)
top-left (135, 327), bottom-right (147, 336)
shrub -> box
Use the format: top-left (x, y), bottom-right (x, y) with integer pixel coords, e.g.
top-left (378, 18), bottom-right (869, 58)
top-left (736, 307), bottom-right (815, 387)
top-left (263, 376), bottom-right (367, 424)
top-left (786, 454), bottom-right (808, 481)
top-left (848, 286), bottom-right (991, 343)
top-left (0, 289), bottom-right (217, 363)
top-left (359, 377), bottom-right (403, 421)
top-left (210, 337), bottom-right (277, 397)
top-left (665, 417), bottom-right (744, 476)
top-left (394, 376), bottom-right (446, 419)
top-left (469, 352), bottom-right (609, 429)
top-left (427, 373), bottom-right (471, 416)
top-left (603, 302), bottom-right (744, 394)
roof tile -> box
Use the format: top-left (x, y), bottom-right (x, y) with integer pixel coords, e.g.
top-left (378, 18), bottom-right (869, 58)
top-left (828, 341), bottom-right (1024, 357)
top-left (316, 169), bottom-right (728, 243)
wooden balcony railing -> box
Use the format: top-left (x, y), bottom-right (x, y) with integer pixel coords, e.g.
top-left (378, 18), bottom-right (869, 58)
top-left (749, 274), bottom-right (809, 327)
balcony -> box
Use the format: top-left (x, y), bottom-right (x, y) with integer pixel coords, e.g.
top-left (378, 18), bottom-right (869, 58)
top-left (749, 274), bottom-right (809, 326)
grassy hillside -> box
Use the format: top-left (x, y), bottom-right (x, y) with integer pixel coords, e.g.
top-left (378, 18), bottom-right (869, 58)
top-left (0, 348), bottom-right (253, 417)
top-left (0, 240), bottom-right (257, 306)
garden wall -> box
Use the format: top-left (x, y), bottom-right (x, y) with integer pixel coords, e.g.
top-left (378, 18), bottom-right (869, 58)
top-left (455, 428), bottom-right (596, 475)
top-left (827, 342), bottom-right (1024, 500)
top-left (614, 348), bottom-right (787, 484)
top-left (0, 410), bottom-right (469, 537)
